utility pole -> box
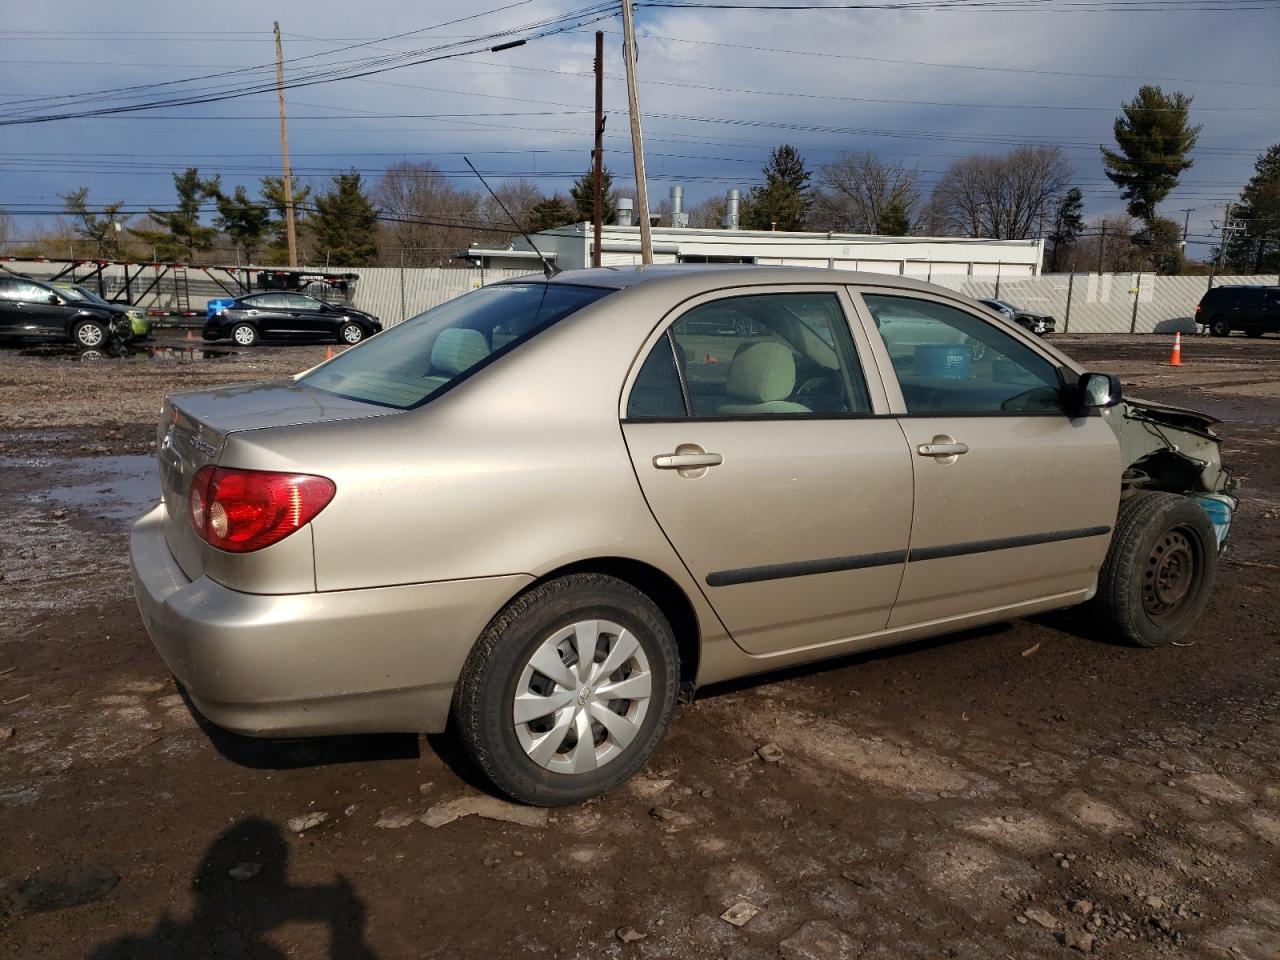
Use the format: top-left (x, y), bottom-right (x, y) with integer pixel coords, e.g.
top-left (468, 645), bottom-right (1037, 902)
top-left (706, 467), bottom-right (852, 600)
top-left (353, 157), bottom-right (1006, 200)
top-left (273, 21), bottom-right (299, 268)
top-left (592, 30), bottom-right (604, 269)
top-left (1096, 225), bottom-right (1107, 275)
top-left (620, 0), bottom-right (653, 265)
top-left (1179, 207), bottom-right (1192, 249)
top-left (1208, 202), bottom-right (1233, 291)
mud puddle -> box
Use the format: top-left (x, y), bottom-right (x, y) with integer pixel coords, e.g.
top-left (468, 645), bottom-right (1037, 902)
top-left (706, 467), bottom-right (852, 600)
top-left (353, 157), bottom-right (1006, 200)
top-left (8, 454), bottom-right (159, 525)
top-left (17, 345), bottom-right (237, 362)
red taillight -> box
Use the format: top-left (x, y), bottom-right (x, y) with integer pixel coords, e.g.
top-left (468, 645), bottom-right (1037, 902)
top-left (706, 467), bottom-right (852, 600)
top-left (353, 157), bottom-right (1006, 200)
top-left (189, 466), bottom-right (335, 553)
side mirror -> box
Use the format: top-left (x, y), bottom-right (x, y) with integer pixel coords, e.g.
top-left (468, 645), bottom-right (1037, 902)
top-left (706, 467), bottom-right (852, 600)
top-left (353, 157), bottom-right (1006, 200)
top-left (1078, 372), bottom-right (1122, 410)
top-left (48, 294), bottom-right (61, 305)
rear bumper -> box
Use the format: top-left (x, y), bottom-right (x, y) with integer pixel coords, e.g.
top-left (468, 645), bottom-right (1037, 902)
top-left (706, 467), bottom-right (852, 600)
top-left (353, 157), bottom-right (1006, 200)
top-left (129, 504), bottom-right (530, 737)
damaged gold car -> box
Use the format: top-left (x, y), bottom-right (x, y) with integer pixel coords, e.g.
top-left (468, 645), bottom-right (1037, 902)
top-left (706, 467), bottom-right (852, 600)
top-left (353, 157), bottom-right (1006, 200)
top-left (130, 267), bottom-right (1236, 805)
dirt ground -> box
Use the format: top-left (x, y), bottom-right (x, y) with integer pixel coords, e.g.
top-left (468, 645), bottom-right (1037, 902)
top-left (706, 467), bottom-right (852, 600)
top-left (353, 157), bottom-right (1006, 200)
top-left (1, 333), bottom-right (1277, 960)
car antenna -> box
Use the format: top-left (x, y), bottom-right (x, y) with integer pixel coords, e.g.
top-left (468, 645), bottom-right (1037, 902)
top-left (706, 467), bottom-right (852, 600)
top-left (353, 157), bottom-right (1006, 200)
top-left (464, 157), bottom-right (559, 279)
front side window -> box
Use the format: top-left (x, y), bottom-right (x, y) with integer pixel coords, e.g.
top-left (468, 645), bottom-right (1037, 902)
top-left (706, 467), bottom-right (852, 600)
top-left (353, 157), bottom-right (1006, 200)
top-left (863, 294), bottom-right (1063, 415)
top-left (625, 291), bottom-right (871, 419)
top-left (302, 282), bottom-right (613, 409)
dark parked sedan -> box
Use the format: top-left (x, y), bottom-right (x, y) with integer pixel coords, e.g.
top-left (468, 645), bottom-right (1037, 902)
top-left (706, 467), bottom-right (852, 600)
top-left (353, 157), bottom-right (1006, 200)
top-left (0, 275), bottom-right (132, 348)
top-left (979, 298), bottom-right (1056, 336)
top-left (204, 292), bottom-right (382, 347)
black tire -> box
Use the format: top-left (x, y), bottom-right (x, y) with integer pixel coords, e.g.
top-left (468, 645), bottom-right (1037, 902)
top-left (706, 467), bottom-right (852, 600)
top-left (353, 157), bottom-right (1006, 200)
top-left (453, 573), bottom-right (680, 806)
top-left (338, 322), bottom-right (365, 345)
top-left (1209, 316), bottom-right (1231, 337)
top-left (72, 319), bottom-right (107, 348)
top-left (1093, 492), bottom-right (1217, 648)
top-left (230, 322), bottom-right (259, 347)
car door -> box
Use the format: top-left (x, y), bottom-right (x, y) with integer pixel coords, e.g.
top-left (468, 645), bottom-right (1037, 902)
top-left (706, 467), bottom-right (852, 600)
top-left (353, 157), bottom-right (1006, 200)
top-left (620, 287), bottom-right (915, 656)
top-left (283, 294), bottom-right (327, 334)
top-left (245, 293), bottom-right (289, 335)
top-left (10, 280), bottom-right (68, 336)
top-left (852, 290), bottom-right (1120, 628)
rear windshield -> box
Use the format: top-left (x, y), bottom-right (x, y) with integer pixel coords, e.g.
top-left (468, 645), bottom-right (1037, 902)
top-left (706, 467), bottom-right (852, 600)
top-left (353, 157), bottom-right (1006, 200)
top-left (299, 282), bottom-right (613, 409)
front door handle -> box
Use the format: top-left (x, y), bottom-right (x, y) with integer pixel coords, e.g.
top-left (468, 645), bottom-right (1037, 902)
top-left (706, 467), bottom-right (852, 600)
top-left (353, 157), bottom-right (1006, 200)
top-left (654, 452), bottom-right (723, 469)
top-left (916, 436), bottom-right (970, 460)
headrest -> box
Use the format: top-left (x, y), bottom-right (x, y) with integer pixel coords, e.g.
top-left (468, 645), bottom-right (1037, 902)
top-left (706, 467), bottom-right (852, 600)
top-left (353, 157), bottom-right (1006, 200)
top-left (431, 328), bottom-right (489, 376)
top-left (724, 341), bottom-right (796, 403)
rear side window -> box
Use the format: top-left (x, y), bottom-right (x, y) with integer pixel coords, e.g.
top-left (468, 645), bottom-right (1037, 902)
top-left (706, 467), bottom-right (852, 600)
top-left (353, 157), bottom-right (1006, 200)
top-left (625, 292), bottom-right (871, 419)
top-left (302, 283), bottom-right (613, 409)
top-left (864, 294), bottom-right (1063, 415)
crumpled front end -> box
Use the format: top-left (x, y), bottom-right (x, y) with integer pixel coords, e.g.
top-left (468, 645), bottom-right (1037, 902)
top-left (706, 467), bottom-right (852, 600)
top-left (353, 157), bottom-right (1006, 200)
top-left (1112, 397), bottom-right (1238, 550)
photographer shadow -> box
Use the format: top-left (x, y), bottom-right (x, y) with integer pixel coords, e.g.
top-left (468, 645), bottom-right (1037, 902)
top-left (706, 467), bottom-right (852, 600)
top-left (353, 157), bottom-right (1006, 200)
top-left (90, 817), bottom-right (378, 959)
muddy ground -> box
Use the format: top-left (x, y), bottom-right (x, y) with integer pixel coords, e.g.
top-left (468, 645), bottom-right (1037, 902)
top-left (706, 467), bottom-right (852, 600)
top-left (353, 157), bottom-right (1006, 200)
top-left (0, 333), bottom-right (1277, 960)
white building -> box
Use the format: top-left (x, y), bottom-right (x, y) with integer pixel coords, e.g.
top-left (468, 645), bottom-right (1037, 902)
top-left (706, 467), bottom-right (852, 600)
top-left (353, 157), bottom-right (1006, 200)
top-left (464, 190), bottom-right (1044, 280)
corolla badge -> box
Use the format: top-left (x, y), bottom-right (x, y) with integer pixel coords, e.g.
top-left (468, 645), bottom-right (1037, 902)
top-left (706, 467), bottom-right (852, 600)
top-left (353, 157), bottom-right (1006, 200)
top-left (189, 436), bottom-right (219, 457)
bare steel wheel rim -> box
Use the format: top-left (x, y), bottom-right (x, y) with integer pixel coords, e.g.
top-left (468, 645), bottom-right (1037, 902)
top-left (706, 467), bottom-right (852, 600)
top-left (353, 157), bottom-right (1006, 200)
top-left (341, 324), bottom-right (363, 344)
top-left (1143, 527), bottom-right (1201, 624)
top-left (77, 323), bottom-right (104, 347)
top-left (513, 619), bottom-right (652, 775)
top-left (233, 325), bottom-right (255, 345)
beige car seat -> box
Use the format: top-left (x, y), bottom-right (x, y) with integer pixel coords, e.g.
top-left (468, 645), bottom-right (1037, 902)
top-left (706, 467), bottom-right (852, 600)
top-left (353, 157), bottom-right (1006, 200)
top-left (717, 341), bottom-right (810, 415)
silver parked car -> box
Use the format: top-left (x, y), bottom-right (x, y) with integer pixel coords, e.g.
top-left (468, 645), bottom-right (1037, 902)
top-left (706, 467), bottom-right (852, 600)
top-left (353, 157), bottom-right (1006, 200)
top-left (131, 267), bottom-right (1236, 805)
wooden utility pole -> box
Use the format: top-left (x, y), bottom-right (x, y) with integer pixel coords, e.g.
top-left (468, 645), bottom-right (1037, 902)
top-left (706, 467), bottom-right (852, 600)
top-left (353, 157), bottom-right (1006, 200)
top-left (273, 21), bottom-right (299, 268)
top-left (1096, 224), bottom-right (1107, 275)
top-left (620, 0), bottom-right (653, 265)
top-left (592, 31), bottom-right (604, 268)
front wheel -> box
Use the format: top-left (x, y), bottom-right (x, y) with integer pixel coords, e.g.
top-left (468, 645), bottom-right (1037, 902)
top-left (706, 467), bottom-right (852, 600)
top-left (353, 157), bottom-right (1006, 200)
top-left (1092, 492), bottom-right (1217, 648)
top-left (338, 322), bottom-right (365, 345)
top-left (453, 574), bottom-right (680, 806)
top-left (1209, 316), bottom-right (1231, 337)
top-left (73, 320), bottom-right (107, 348)
top-left (231, 323), bottom-right (259, 347)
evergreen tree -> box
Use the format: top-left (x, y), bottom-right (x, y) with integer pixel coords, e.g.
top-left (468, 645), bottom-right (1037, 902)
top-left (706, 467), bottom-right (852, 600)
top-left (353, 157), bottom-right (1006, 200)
top-left (212, 185), bottom-right (272, 263)
top-left (874, 198), bottom-right (911, 236)
top-left (259, 176), bottom-right (312, 263)
top-left (1224, 144), bottom-right (1280, 274)
top-left (527, 194), bottom-right (576, 233)
top-left (311, 171), bottom-right (379, 266)
top-left (569, 167), bottom-right (616, 225)
top-left (1046, 187), bottom-right (1085, 271)
top-left (60, 187), bottom-right (128, 257)
top-left (131, 168), bottom-right (219, 260)
top-left (743, 144), bottom-right (812, 231)
top-left (1101, 85), bottom-right (1201, 224)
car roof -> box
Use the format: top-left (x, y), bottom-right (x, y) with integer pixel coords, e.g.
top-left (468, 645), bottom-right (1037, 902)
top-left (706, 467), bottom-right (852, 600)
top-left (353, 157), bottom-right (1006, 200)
top-left (506, 264), bottom-right (955, 297)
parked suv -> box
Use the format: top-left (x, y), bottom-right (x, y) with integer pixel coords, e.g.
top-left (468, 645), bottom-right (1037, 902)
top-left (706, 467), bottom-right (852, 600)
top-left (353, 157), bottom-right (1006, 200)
top-left (0, 276), bottom-right (132, 348)
top-left (1196, 285), bottom-right (1280, 337)
top-left (204, 292), bottom-right (382, 347)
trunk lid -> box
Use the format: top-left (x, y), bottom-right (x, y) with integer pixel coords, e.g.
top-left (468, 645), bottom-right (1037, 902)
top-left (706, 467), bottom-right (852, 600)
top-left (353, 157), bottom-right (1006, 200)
top-left (156, 379), bottom-right (396, 580)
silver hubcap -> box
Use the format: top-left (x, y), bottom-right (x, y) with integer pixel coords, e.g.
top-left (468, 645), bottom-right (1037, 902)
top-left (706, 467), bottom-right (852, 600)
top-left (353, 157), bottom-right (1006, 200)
top-left (78, 324), bottom-right (103, 346)
top-left (233, 326), bottom-right (254, 345)
top-left (342, 325), bottom-right (362, 343)
top-left (513, 619), bottom-right (652, 775)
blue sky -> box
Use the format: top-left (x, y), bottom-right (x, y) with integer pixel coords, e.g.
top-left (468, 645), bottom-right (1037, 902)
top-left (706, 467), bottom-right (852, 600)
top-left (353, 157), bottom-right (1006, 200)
top-left (2, 0), bottom-right (1278, 251)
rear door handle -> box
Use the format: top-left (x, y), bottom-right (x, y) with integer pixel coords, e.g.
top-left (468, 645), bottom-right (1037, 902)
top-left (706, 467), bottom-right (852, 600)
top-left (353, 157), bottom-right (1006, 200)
top-left (917, 440), bottom-right (969, 458)
top-left (654, 452), bottom-right (723, 469)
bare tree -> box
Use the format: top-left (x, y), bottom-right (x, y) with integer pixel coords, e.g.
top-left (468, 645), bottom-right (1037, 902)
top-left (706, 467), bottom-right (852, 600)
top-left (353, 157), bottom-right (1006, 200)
top-left (373, 161), bottom-right (482, 266)
top-left (684, 194), bottom-right (727, 229)
top-left (931, 146), bottom-right (1073, 240)
top-left (478, 179), bottom-right (544, 241)
top-left (812, 152), bottom-right (920, 234)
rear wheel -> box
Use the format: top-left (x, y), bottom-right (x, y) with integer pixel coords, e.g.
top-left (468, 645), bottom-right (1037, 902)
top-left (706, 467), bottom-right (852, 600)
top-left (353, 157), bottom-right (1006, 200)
top-left (73, 320), bottom-right (107, 348)
top-left (1092, 492), bottom-right (1217, 648)
top-left (454, 574), bottom-right (679, 805)
top-left (231, 323), bottom-right (259, 347)
top-left (1209, 316), bottom-right (1231, 337)
top-left (338, 322), bottom-right (365, 345)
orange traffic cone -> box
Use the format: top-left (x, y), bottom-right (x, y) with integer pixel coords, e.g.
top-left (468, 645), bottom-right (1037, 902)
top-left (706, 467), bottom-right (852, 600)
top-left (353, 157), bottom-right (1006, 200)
top-left (325, 346), bottom-right (334, 360)
top-left (1169, 331), bottom-right (1182, 366)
